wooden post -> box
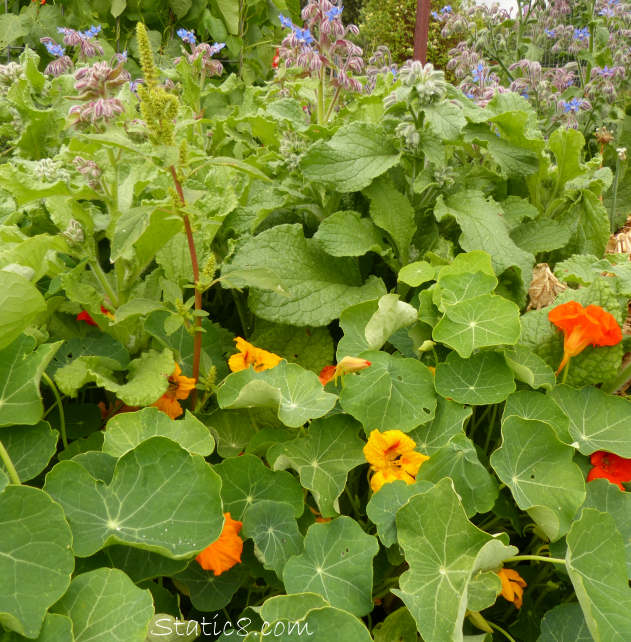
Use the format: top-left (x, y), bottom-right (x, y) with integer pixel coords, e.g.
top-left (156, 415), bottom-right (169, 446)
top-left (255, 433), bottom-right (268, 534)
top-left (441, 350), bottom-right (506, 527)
top-left (413, 0), bottom-right (431, 63)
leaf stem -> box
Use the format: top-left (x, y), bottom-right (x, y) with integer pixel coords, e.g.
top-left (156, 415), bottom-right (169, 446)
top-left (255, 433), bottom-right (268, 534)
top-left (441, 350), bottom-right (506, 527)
top-left (504, 554), bottom-right (566, 565)
top-left (487, 620), bottom-right (517, 642)
top-left (602, 357), bottom-right (631, 394)
top-left (42, 372), bottom-right (68, 449)
top-left (0, 440), bottom-right (20, 485)
top-left (169, 165), bottom-right (202, 408)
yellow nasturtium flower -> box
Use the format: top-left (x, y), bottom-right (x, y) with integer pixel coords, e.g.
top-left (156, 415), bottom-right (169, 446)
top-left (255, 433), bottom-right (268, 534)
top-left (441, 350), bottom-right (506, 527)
top-left (228, 337), bottom-right (282, 373)
top-left (363, 429), bottom-right (429, 492)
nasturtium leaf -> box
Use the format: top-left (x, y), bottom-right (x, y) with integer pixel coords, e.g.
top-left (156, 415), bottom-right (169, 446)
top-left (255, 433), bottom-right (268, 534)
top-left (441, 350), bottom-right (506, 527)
top-left (242, 500), bottom-right (303, 577)
top-left (503, 390), bottom-right (571, 444)
top-left (49, 336), bottom-right (129, 376)
top-left (103, 407), bottom-right (214, 458)
top-left (0, 486), bottom-right (74, 639)
top-left (0, 337), bottom-right (61, 427)
top-left (205, 409), bottom-right (256, 457)
top-left (0, 469), bottom-right (7, 494)
top-left (434, 191), bottom-right (534, 295)
top-left (409, 397), bottom-right (472, 454)
top-left (435, 351), bottom-right (515, 405)
top-left (364, 177), bottom-right (415, 263)
top-left (366, 480), bottom-right (433, 547)
top-left (417, 434), bottom-right (498, 517)
top-left (490, 417), bottom-right (585, 541)
top-left (393, 478), bottom-right (494, 642)
top-left (466, 570), bottom-right (502, 612)
top-left (283, 516), bottom-right (379, 617)
top-left (313, 210), bottom-right (386, 257)
top-left (372, 607), bottom-right (418, 642)
top-left (0, 613), bottom-right (74, 642)
top-left (267, 414), bottom-right (366, 517)
top-left (435, 272), bottom-right (498, 309)
top-left (44, 437), bottom-right (224, 558)
top-left (217, 361), bottom-right (337, 428)
top-left (300, 122), bottom-right (400, 193)
top-left (336, 299), bottom-right (378, 357)
top-left (363, 294), bottom-right (418, 351)
top-left (0, 421), bottom-right (57, 482)
top-left (437, 250), bottom-right (496, 278)
top-left (566, 509), bottom-right (631, 641)
top-left (248, 322), bottom-right (333, 374)
top-left (53, 568), bottom-right (154, 642)
top-left (538, 603), bottom-right (592, 642)
top-left (90, 544), bottom-right (188, 583)
top-left (0, 272), bottom-right (46, 351)
top-left (214, 454), bottom-right (303, 520)
top-left (259, 593), bottom-right (329, 621)
top-left (503, 346), bottom-right (556, 391)
top-left (222, 224), bottom-right (386, 326)
top-left (432, 294), bottom-right (520, 358)
top-left (549, 385), bottom-right (631, 456)
top-left (339, 351), bottom-right (436, 432)
top-left (173, 563), bottom-right (247, 611)
top-left (583, 479), bottom-right (631, 578)
top-left (398, 261), bottom-right (435, 287)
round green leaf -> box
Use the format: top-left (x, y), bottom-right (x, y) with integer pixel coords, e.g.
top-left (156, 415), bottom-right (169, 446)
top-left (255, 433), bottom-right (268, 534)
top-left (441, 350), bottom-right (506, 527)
top-left (435, 351), bottom-right (515, 405)
top-left (566, 509), bottom-right (631, 641)
top-left (409, 397), bottom-right (472, 454)
top-left (339, 351), bottom-right (437, 432)
top-left (417, 434), bottom-right (499, 517)
top-left (0, 337), bottom-right (62, 427)
top-left (0, 421), bottom-right (57, 482)
top-left (267, 414), bottom-right (366, 517)
top-left (393, 478), bottom-right (495, 642)
top-left (53, 568), bottom-right (154, 642)
top-left (366, 480), bottom-right (433, 547)
top-left (103, 407), bottom-right (214, 457)
top-left (490, 417), bottom-right (585, 541)
top-left (550, 385), bottom-right (631, 456)
top-left (0, 613), bottom-right (74, 642)
top-left (89, 545), bottom-right (188, 583)
top-left (0, 271), bottom-right (46, 351)
top-left (214, 454), bottom-right (303, 520)
top-left (503, 346), bottom-right (556, 391)
top-left (44, 436), bottom-right (224, 558)
top-left (0, 486), bottom-right (74, 638)
top-left (435, 271), bottom-right (498, 309)
top-left (538, 603), bottom-right (592, 642)
top-left (433, 294), bottom-right (521, 358)
top-left (173, 562), bottom-right (247, 611)
top-left (242, 500), bottom-right (303, 577)
top-left (217, 361), bottom-right (337, 428)
top-left (283, 516), bottom-right (379, 617)
top-left (398, 261), bottom-right (435, 287)
top-left (502, 390), bottom-right (571, 444)
top-left (205, 409), bottom-right (256, 457)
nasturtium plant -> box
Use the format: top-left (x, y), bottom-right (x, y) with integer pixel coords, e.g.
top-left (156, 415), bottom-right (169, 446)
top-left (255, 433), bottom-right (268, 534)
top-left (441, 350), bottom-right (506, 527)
top-left (3, 2), bottom-right (631, 639)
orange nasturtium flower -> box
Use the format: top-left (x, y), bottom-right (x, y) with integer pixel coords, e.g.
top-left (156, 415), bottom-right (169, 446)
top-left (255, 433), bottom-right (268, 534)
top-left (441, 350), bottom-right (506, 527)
top-left (152, 364), bottom-right (196, 419)
top-left (196, 512), bottom-right (244, 576)
top-left (363, 429), bottom-right (429, 492)
top-left (496, 568), bottom-right (527, 609)
top-left (228, 337), bottom-right (282, 373)
top-left (586, 451), bottom-right (631, 490)
top-left (319, 356), bottom-right (372, 385)
top-left (548, 301), bottom-right (622, 375)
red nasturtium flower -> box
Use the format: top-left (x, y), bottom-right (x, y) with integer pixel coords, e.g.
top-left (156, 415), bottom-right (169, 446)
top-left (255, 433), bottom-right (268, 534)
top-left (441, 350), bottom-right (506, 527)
top-left (319, 356), bottom-right (371, 385)
top-left (196, 512), bottom-right (244, 576)
top-left (586, 451), bottom-right (631, 490)
top-left (228, 337), bottom-right (282, 373)
top-left (152, 364), bottom-right (196, 419)
top-left (272, 48), bottom-right (280, 68)
top-left (496, 568), bottom-right (527, 609)
top-left (76, 306), bottom-right (115, 326)
top-left (548, 301), bottom-right (622, 375)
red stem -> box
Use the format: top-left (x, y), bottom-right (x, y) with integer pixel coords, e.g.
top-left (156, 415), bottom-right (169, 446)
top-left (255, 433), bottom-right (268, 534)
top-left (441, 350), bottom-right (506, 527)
top-left (170, 165), bottom-right (202, 409)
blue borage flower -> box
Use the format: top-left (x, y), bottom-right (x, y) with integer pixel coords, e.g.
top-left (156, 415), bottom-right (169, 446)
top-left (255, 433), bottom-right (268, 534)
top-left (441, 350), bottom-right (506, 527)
top-left (544, 28), bottom-right (555, 38)
top-left (560, 97), bottom-right (582, 113)
top-left (279, 14), bottom-right (293, 29)
top-left (471, 62), bottom-right (485, 83)
top-left (44, 41), bottom-right (65, 57)
top-left (278, 14), bottom-right (314, 44)
top-left (325, 6), bottom-right (343, 20)
top-left (208, 42), bottom-right (226, 56)
top-left (440, 5), bottom-right (452, 13)
top-left (176, 28), bottom-right (197, 46)
top-left (597, 65), bottom-right (616, 77)
top-left (573, 27), bottom-right (589, 41)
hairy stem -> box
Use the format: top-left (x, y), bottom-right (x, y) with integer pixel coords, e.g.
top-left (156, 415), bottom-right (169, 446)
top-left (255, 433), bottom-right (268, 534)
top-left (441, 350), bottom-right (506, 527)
top-left (504, 554), bottom-right (566, 565)
top-left (170, 165), bottom-right (202, 408)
